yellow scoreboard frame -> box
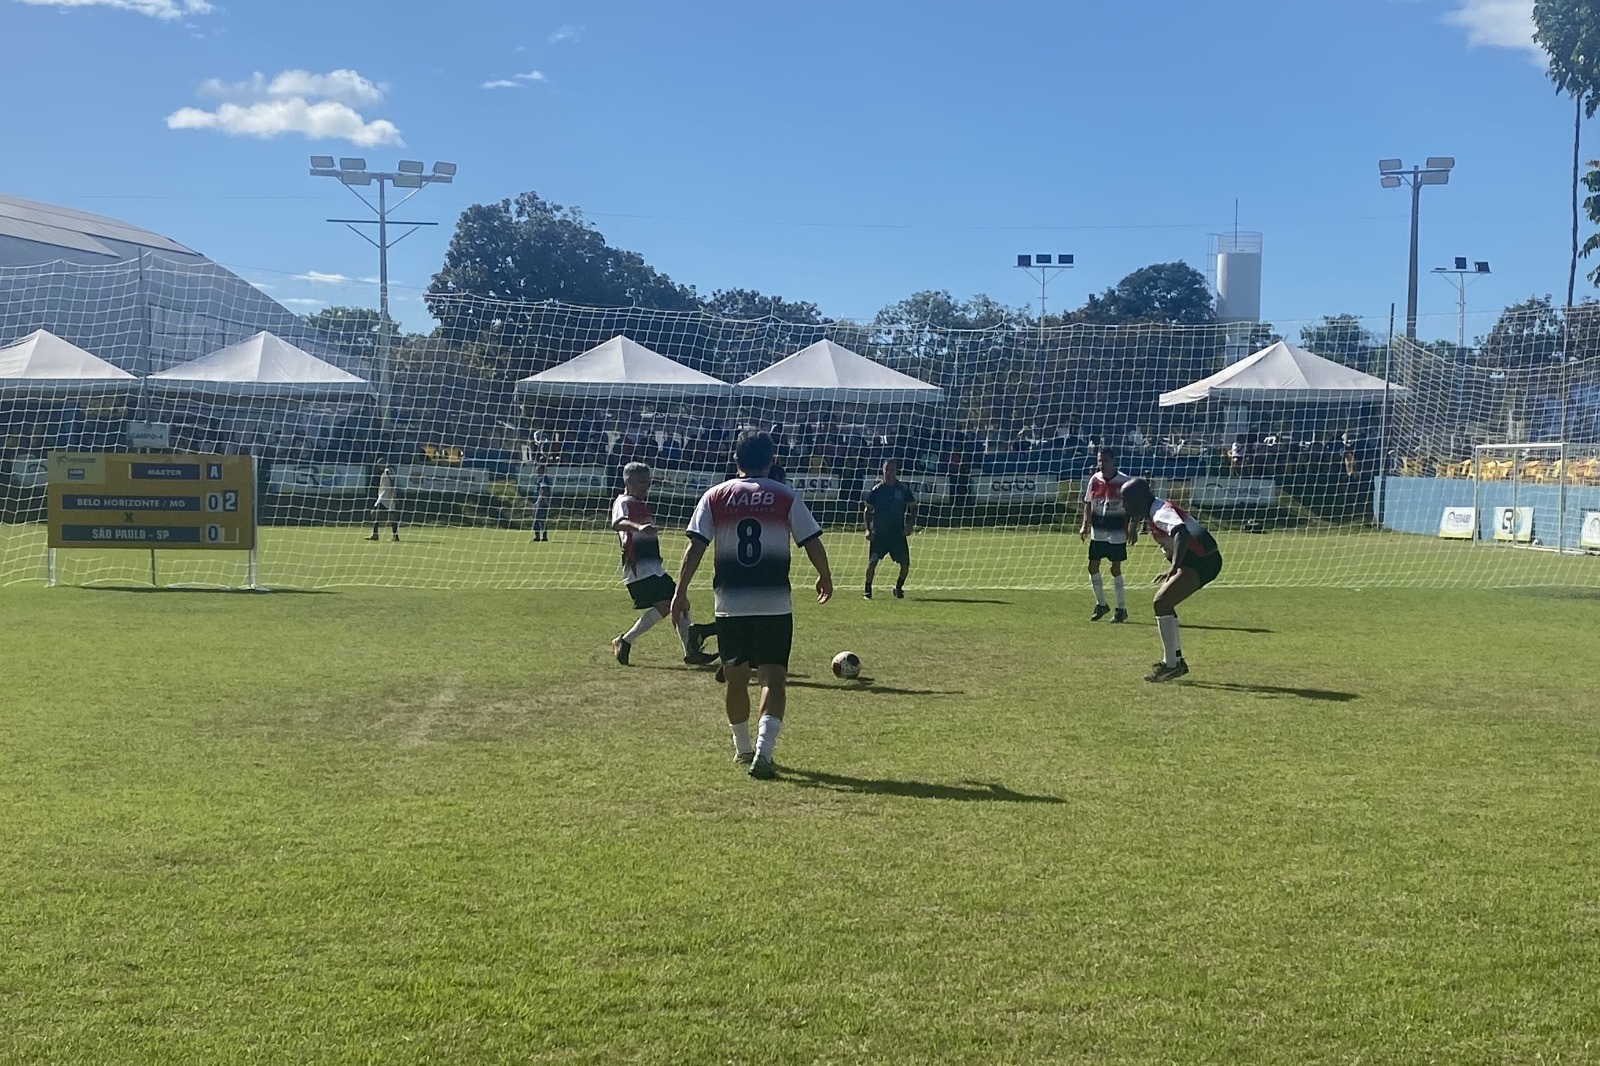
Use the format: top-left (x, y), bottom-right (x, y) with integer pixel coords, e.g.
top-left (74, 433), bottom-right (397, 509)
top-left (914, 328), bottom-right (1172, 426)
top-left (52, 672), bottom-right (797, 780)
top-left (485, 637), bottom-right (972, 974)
top-left (47, 452), bottom-right (257, 551)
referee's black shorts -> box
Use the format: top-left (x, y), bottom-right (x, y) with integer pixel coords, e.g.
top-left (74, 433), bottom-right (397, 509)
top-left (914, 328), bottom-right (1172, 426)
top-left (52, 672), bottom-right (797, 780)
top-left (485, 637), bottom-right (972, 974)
top-left (869, 531), bottom-right (910, 566)
top-left (715, 614), bottom-right (794, 669)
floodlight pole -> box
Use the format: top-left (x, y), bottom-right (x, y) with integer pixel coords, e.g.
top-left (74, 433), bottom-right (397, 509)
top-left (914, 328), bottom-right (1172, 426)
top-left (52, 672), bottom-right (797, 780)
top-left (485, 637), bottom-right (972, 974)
top-left (1431, 259), bottom-right (1490, 355)
top-left (309, 158), bottom-right (457, 429)
top-left (1379, 158), bottom-right (1454, 342)
top-left (1407, 175), bottom-right (1421, 344)
top-left (1014, 255), bottom-right (1074, 344)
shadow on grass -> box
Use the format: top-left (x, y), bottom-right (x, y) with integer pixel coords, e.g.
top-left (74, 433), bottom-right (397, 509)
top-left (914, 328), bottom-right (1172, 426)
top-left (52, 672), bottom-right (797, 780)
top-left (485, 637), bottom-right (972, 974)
top-left (789, 676), bottom-right (963, 696)
top-left (782, 767), bottom-right (1066, 803)
top-left (83, 585), bottom-right (333, 595)
top-left (1178, 623), bottom-right (1275, 634)
top-left (1184, 680), bottom-right (1359, 702)
top-left (907, 596), bottom-right (1013, 605)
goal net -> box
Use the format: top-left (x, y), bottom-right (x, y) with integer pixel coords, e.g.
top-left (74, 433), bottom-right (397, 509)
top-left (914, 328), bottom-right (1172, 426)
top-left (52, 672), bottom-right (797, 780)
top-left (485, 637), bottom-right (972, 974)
top-left (3, 259), bottom-right (1599, 590)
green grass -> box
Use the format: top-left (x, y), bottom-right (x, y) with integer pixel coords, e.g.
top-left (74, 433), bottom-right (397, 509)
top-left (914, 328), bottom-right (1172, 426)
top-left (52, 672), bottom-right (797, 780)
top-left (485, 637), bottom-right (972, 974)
top-left (3, 539), bottom-right (1600, 1063)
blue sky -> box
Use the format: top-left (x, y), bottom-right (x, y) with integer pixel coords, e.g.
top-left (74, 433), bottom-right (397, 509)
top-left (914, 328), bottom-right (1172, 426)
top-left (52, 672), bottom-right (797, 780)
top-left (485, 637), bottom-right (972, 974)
top-left (0, 0), bottom-right (1580, 341)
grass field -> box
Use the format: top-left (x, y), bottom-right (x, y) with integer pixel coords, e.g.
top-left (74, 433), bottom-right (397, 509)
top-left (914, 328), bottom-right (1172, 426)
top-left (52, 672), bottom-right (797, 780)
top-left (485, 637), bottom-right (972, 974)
top-left (3, 533), bottom-right (1600, 1064)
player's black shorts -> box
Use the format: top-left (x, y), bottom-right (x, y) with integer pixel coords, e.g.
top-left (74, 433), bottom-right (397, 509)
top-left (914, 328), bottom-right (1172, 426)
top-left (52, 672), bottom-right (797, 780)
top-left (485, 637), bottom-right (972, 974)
top-left (715, 613), bottom-right (794, 669)
top-left (869, 531), bottom-right (910, 566)
top-left (626, 573), bottom-right (676, 610)
top-left (1179, 550), bottom-right (1223, 588)
top-left (1088, 540), bottom-right (1128, 563)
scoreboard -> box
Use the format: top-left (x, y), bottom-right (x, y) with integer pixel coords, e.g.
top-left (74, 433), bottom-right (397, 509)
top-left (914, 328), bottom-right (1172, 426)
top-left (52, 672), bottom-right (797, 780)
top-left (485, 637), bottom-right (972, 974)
top-left (47, 452), bottom-right (256, 551)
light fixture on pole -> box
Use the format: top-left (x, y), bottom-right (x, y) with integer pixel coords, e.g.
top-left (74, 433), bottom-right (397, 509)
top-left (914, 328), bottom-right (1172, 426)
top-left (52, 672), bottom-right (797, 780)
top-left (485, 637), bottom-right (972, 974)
top-left (1014, 254), bottom-right (1075, 342)
top-left (308, 156), bottom-right (458, 427)
top-left (1430, 256), bottom-right (1491, 356)
top-left (1379, 156), bottom-right (1454, 342)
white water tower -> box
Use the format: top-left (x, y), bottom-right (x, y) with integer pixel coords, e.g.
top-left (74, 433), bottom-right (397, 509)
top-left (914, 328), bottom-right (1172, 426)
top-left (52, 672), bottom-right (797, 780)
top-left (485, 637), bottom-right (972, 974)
top-left (1209, 231), bottom-right (1263, 365)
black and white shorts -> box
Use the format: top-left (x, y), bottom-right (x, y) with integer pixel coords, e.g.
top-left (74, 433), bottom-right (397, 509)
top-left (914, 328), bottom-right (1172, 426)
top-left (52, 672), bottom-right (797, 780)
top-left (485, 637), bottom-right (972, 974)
top-left (1178, 550), bottom-right (1223, 588)
top-left (626, 573), bottom-right (676, 610)
top-left (715, 614), bottom-right (794, 669)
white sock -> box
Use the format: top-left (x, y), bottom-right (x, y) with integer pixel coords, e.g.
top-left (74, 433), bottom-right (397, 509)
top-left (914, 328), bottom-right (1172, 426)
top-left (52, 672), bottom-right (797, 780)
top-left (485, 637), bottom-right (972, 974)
top-left (755, 715), bottom-right (782, 761)
top-left (674, 614), bottom-right (695, 654)
top-left (624, 607), bottom-right (662, 643)
top-left (1113, 575), bottom-right (1126, 610)
top-left (1090, 573), bottom-right (1106, 606)
top-left (1157, 615), bottom-right (1182, 666)
top-left (730, 720), bottom-right (753, 757)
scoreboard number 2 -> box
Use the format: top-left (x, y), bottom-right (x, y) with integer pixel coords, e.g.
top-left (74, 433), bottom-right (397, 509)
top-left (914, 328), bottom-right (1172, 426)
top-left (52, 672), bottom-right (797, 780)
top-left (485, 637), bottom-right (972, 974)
top-left (205, 490), bottom-right (240, 513)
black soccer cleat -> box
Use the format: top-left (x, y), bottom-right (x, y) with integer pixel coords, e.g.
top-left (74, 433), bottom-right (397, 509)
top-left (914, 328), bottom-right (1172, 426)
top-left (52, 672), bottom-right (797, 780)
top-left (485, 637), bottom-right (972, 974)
top-left (863, 587), bottom-right (873, 599)
top-left (1090, 604), bottom-right (1110, 621)
top-left (1144, 658), bottom-right (1189, 683)
top-left (734, 750), bottom-right (755, 766)
top-left (684, 650), bottom-right (718, 667)
top-left (1111, 608), bottom-right (1128, 623)
top-left (611, 634), bottom-right (631, 666)
top-left (892, 587), bottom-right (904, 599)
top-left (748, 756), bottom-right (777, 780)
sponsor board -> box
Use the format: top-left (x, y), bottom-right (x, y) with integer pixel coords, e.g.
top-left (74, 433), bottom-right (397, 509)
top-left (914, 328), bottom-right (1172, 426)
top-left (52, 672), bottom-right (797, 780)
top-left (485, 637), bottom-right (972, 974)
top-left (1582, 510), bottom-right (1600, 550)
top-left (860, 475), bottom-right (951, 505)
top-left (518, 464), bottom-right (610, 497)
top-left (974, 474), bottom-right (1053, 503)
top-left (1492, 506), bottom-right (1534, 544)
top-left (1438, 506), bottom-right (1476, 540)
top-left (396, 465), bottom-right (491, 494)
top-left (1189, 478), bottom-right (1277, 508)
top-left (267, 462), bottom-right (368, 493)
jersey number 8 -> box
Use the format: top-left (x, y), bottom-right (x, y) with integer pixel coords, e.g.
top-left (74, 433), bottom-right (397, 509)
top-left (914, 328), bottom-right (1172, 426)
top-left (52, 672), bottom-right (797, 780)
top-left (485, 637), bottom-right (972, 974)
top-left (736, 518), bottom-right (763, 566)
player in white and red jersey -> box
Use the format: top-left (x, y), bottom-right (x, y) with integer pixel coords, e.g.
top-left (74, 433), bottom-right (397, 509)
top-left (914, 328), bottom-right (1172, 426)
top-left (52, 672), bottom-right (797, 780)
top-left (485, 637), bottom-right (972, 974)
top-left (670, 430), bottom-right (834, 780)
top-left (1078, 445), bottom-right (1136, 622)
top-left (1120, 477), bottom-right (1223, 683)
top-left (609, 462), bottom-right (717, 668)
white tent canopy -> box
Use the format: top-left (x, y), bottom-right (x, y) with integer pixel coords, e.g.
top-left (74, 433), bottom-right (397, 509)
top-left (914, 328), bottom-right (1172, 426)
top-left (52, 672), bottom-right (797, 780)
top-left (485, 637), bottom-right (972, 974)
top-left (738, 340), bottom-right (943, 404)
top-left (0, 329), bottom-right (136, 394)
top-left (146, 331), bottom-right (372, 400)
top-left (1159, 340), bottom-right (1405, 406)
top-left (515, 335), bottom-right (730, 400)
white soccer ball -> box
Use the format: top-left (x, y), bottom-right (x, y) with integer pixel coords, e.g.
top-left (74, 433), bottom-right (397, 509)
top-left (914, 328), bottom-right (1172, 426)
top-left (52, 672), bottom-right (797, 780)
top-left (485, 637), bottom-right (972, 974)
top-left (831, 651), bottom-right (861, 680)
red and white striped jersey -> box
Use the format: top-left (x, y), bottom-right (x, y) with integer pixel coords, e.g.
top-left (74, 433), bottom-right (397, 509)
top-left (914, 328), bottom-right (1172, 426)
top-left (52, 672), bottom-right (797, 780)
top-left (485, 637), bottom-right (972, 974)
top-left (1083, 470), bottom-right (1131, 544)
top-left (611, 494), bottom-right (667, 584)
top-left (1143, 497), bottom-right (1219, 561)
top-left (687, 477), bottom-right (822, 617)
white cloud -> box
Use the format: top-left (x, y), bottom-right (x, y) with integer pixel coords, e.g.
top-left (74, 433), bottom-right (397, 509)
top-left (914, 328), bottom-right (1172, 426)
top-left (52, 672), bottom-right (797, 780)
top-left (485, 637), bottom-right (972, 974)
top-left (516, 70), bottom-right (547, 82)
top-left (482, 79), bottom-right (520, 89)
top-left (483, 70), bottom-right (546, 89)
top-left (168, 68), bottom-right (402, 146)
top-left (16, 0), bottom-right (210, 19)
top-left (294, 271), bottom-right (350, 284)
top-left (1442, 0), bottom-right (1541, 60)
top-left (549, 24), bottom-right (581, 43)
top-left (282, 298), bottom-right (328, 308)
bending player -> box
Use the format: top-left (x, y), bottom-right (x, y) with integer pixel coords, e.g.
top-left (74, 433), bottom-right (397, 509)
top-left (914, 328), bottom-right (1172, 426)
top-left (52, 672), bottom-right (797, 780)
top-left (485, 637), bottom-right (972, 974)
top-left (1079, 445), bottom-right (1135, 621)
top-left (610, 462), bottom-right (717, 667)
top-left (1119, 477), bottom-right (1223, 683)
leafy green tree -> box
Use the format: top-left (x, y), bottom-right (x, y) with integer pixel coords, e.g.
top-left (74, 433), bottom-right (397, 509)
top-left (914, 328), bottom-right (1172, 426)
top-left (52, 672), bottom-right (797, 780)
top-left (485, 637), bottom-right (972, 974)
top-left (1074, 262), bottom-right (1216, 325)
top-left (1533, 1), bottom-right (1600, 305)
top-left (301, 306), bottom-right (400, 363)
top-left (1479, 296), bottom-right (1565, 366)
top-left (700, 288), bottom-right (823, 323)
top-left (1299, 313), bottom-right (1379, 370)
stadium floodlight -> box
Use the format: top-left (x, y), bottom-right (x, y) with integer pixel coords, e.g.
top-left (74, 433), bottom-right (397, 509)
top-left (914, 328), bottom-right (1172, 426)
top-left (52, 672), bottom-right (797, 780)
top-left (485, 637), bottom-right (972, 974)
top-left (309, 158), bottom-right (459, 428)
top-left (1014, 250), bottom-right (1075, 341)
top-left (1433, 254), bottom-right (1492, 354)
top-left (1379, 154), bottom-right (1458, 340)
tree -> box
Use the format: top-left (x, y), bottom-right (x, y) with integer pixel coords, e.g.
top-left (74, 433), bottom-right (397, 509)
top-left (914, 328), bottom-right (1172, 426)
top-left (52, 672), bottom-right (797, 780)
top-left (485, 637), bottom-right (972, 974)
top-left (1533, 1), bottom-right (1600, 306)
top-left (301, 306), bottom-right (400, 363)
top-left (1074, 262), bottom-right (1216, 325)
top-left (700, 288), bottom-right (822, 323)
top-left (1479, 296), bottom-right (1566, 366)
top-left (1299, 314), bottom-right (1379, 371)
top-left (425, 192), bottom-right (700, 352)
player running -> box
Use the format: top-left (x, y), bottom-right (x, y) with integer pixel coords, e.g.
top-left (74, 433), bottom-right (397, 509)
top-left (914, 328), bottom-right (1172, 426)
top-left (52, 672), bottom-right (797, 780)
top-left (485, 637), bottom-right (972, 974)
top-left (609, 462), bottom-right (716, 668)
top-left (1079, 445), bottom-right (1135, 622)
top-left (670, 430), bottom-right (834, 780)
top-left (1119, 477), bottom-right (1223, 683)
top-left (862, 458), bottom-right (916, 599)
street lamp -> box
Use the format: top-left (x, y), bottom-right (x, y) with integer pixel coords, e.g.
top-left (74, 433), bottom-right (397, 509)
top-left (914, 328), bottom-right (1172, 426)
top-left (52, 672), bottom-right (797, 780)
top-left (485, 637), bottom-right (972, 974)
top-left (309, 156), bottom-right (457, 426)
top-left (1014, 253), bottom-right (1074, 342)
top-left (1379, 156), bottom-right (1454, 342)
top-left (1431, 256), bottom-right (1491, 355)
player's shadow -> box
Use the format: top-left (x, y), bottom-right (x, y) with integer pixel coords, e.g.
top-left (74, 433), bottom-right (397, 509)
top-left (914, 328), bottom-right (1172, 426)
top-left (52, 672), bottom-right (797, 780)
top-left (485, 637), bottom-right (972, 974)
top-left (788, 677), bottom-right (964, 696)
top-left (1183, 680), bottom-right (1359, 702)
top-left (909, 596), bottom-right (1013, 605)
top-left (1175, 623), bottom-right (1274, 634)
top-left (783, 767), bottom-right (1065, 804)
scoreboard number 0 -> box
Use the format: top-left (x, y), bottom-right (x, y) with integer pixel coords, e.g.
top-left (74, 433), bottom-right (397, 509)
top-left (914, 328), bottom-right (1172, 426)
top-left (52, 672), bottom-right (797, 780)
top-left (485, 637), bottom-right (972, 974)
top-left (206, 524), bottom-right (223, 543)
top-left (205, 490), bottom-right (240, 513)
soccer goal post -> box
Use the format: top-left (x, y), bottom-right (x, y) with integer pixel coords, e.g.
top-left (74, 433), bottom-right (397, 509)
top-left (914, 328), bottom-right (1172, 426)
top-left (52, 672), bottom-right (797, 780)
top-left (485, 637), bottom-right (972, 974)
top-left (1472, 442), bottom-right (1600, 554)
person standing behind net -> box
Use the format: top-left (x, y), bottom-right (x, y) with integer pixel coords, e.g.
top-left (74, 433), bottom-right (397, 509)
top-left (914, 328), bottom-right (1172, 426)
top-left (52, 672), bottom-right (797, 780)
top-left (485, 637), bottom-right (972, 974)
top-left (367, 458), bottom-right (399, 542)
top-left (610, 462), bottom-right (717, 668)
top-left (670, 430), bottom-right (834, 780)
top-left (862, 458), bottom-right (916, 600)
top-left (1079, 445), bottom-right (1135, 622)
top-left (1119, 477), bottom-right (1223, 683)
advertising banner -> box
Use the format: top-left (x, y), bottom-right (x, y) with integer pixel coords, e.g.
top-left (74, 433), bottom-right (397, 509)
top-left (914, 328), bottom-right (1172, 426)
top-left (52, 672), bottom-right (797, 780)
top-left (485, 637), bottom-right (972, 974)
top-left (1437, 506), bottom-right (1476, 540)
top-left (1492, 506), bottom-right (1534, 544)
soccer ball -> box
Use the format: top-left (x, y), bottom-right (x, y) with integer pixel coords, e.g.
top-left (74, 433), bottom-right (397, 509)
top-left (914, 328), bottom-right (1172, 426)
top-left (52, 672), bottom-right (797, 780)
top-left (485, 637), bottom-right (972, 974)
top-left (831, 651), bottom-right (861, 680)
